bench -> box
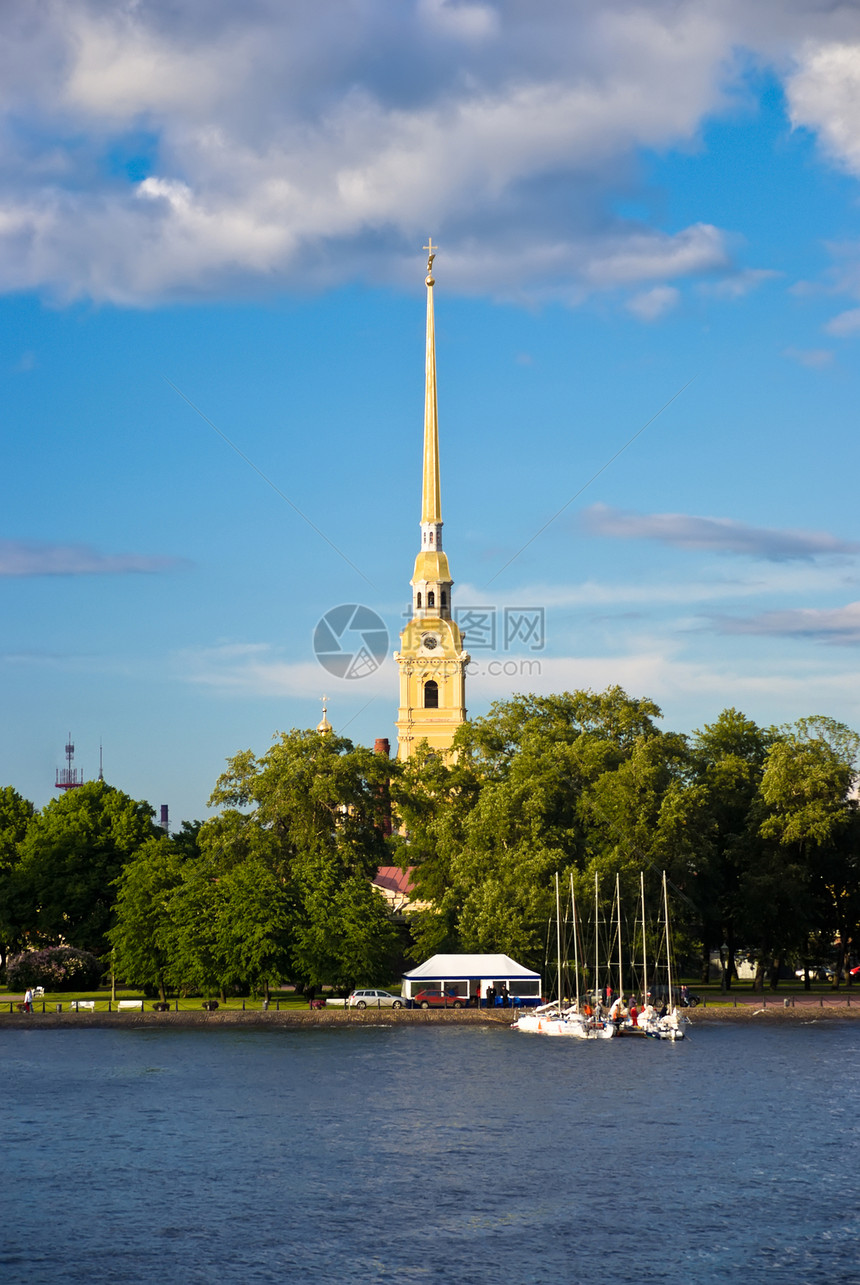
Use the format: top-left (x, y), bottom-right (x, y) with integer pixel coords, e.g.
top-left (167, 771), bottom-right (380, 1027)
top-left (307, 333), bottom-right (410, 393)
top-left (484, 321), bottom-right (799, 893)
top-left (34, 987), bottom-right (45, 998)
top-left (117, 1000), bottom-right (144, 1012)
top-left (70, 999), bottom-right (95, 1012)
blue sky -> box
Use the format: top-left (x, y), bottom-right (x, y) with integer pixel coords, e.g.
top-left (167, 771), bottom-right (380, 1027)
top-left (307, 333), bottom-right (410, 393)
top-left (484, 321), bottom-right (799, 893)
top-left (3, 1), bottom-right (860, 824)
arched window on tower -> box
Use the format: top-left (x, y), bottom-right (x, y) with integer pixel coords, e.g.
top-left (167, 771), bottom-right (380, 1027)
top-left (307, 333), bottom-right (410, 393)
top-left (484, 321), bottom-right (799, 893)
top-left (424, 679), bottom-right (439, 709)
top-left (428, 591), bottom-right (435, 608)
top-left (416, 592), bottom-right (422, 608)
top-left (429, 531), bottom-right (434, 544)
top-left (441, 590), bottom-right (447, 610)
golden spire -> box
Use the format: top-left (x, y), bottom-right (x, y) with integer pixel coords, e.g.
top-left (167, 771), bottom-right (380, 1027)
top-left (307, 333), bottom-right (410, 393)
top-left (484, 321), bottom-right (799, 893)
top-left (421, 238), bottom-right (442, 525)
top-left (317, 695), bottom-right (332, 735)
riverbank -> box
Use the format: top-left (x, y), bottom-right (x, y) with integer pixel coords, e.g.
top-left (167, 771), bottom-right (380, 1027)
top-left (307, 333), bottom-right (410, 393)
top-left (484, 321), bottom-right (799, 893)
top-left (2, 999), bottom-right (860, 1030)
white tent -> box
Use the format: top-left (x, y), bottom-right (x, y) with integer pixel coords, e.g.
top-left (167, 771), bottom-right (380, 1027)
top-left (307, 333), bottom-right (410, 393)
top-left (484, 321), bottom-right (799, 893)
top-left (402, 953), bottom-right (542, 1006)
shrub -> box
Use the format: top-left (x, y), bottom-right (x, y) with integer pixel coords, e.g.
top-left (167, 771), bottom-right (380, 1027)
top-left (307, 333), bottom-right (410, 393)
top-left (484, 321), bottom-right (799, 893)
top-left (7, 947), bottom-right (104, 992)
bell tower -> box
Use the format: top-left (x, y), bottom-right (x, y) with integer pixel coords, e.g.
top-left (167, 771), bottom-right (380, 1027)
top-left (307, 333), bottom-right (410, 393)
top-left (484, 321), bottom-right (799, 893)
top-left (395, 242), bottom-right (470, 760)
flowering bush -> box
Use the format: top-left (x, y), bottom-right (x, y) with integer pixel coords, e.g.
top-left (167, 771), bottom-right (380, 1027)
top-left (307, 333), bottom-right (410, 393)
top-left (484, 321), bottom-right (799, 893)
top-left (7, 948), bottom-right (103, 992)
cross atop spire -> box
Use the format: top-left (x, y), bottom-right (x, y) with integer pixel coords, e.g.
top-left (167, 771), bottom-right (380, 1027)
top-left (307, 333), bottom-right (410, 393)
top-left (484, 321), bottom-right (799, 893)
top-left (317, 694), bottom-right (332, 734)
top-left (424, 237), bottom-right (437, 273)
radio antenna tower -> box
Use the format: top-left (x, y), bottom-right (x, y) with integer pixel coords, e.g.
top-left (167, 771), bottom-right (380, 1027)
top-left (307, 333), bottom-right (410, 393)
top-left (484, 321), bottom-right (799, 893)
top-left (55, 735), bottom-right (85, 790)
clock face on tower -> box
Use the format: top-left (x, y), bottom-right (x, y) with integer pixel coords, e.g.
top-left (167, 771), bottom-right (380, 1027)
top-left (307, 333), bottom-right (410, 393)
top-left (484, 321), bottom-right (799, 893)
top-left (422, 634), bottom-right (438, 650)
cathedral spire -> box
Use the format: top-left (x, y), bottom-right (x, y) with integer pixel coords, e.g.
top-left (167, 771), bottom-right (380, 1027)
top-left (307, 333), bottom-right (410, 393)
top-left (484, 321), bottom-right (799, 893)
top-left (395, 243), bottom-right (469, 762)
top-left (422, 238), bottom-right (442, 525)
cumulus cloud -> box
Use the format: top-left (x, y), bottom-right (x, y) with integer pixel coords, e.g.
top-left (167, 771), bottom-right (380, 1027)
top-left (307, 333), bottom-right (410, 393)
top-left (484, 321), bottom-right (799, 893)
top-left (582, 503), bottom-right (860, 561)
top-left (0, 540), bottom-right (185, 576)
top-left (0, 3), bottom-right (856, 305)
top-left (626, 284), bottom-right (680, 321)
top-left (711, 602), bottom-right (860, 646)
top-left (787, 40), bottom-right (860, 176)
top-left (0, 0), bottom-right (780, 304)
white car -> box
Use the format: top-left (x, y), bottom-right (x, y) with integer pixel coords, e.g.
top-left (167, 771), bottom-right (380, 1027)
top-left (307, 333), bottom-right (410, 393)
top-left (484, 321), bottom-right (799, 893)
top-left (348, 988), bottom-right (405, 1009)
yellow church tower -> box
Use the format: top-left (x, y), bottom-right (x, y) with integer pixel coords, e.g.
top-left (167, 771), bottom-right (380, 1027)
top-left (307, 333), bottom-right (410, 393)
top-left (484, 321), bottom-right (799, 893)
top-left (395, 242), bottom-right (470, 761)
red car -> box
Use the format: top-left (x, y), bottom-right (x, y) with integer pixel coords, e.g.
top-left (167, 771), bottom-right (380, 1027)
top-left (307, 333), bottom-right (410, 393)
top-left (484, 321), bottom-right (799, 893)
top-left (412, 988), bottom-right (466, 1009)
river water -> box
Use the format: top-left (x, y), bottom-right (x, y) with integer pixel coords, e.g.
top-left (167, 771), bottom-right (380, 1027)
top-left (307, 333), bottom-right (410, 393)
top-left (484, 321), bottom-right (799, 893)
top-left (1, 1021), bottom-right (857, 1284)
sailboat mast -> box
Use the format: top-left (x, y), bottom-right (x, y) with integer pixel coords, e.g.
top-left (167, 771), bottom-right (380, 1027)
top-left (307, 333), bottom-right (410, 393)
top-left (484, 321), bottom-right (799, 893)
top-left (555, 872), bottom-right (563, 1009)
top-left (594, 872), bottom-right (599, 1008)
top-left (615, 871), bottom-right (623, 1000)
top-left (640, 870), bottom-right (648, 1006)
top-left (570, 872), bottom-right (580, 1010)
top-left (663, 869), bottom-right (674, 1010)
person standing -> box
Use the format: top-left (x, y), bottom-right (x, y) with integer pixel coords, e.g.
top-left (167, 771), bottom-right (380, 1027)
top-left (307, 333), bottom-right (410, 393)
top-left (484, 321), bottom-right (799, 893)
top-left (24, 987), bottom-right (33, 1014)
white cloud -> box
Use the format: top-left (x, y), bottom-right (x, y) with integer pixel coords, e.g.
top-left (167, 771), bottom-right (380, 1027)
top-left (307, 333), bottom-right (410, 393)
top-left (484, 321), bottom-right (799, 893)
top-left (457, 560), bottom-right (860, 611)
top-left (178, 641), bottom-right (398, 699)
top-left (824, 307), bottom-right (860, 336)
top-left (0, 540), bottom-right (185, 576)
top-left (581, 503), bottom-right (860, 561)
top-left (0, 2), bottom-right (748, 303)
top-left (466, 644), bottom-right (860, 730)
top-left (704, 267), bottom-right (782, 298)
top-left (418, 0), bottom-right (499, 42)
top-left (782, 345), bottom-right (834, 368)
top-left (626, 284), bottom-right (680, 321)
top-left (787, 41), bottom-right (860, 176)
top-left (0, 4), bottom-right (856, 305)
top-left (711, 601), bottom-right (860, 646)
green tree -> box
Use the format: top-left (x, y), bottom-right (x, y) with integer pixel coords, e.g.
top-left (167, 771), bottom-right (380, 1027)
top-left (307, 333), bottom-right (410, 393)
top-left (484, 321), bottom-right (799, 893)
top-left (757, 719), bottom-right (859, 988)
top-left (108, 837), bottom-right (186, 1001)
top-left (689, 709), bottom-right (773, 988)
top-left (165, 860), bottom-right (225, 999)
top-left (214, 859), bottom-right (294, 998)
top-left (14, 781), bottom-right (160, 955)
top-left (207, 729), bottom-right (397, 989)
top-left (0, 786), bottom-right (35, 968)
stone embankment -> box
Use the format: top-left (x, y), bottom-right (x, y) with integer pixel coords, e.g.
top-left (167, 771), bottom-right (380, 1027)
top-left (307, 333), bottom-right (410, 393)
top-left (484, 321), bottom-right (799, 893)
top-left (0, 1007), bottom-right (514, 1030)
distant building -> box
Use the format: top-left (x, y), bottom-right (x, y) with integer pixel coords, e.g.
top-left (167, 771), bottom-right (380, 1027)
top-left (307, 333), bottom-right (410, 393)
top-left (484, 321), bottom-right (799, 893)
top-left (371, 866), bottom-right (430, 916)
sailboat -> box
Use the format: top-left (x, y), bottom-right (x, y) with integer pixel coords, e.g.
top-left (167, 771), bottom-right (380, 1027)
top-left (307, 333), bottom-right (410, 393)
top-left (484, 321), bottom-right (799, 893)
top-left (513, 870), bottom-right (687, 1042)
top-left (635, 871), bottom-right (687, 1042)
top-left (511, 874), bottom-right (609, 1039)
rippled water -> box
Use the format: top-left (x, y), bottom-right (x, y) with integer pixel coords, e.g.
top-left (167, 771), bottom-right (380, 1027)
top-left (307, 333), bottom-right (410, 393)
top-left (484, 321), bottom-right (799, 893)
top-left (1, 1021), bottom-right (858, 1284)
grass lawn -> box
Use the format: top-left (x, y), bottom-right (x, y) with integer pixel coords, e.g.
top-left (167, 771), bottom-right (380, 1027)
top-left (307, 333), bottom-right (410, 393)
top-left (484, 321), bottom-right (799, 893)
top-left (0, 987), bottom-right (323, 1013)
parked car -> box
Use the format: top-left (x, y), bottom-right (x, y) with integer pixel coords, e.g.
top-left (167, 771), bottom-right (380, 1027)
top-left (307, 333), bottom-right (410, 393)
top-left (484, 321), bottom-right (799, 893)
top-left (849, 964), bottom-right (860, 979)
top-left (411, 988), bottom-right (466, 1009)
top-left (347, 989), bottom-right (404, 1009)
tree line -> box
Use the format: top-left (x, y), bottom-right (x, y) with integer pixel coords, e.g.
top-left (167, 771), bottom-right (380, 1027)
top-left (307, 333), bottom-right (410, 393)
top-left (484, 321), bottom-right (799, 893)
top-left (1, 687), bottom-right (858, 995)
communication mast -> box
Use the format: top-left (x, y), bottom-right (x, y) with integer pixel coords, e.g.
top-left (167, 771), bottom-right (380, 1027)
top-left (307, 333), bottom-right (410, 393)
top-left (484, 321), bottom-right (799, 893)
top-left (55, 735), bottom-right (85, 790)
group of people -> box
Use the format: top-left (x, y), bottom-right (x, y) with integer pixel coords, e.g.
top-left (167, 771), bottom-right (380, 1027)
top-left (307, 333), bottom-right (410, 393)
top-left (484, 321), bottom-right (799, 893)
top-left (568, 991), bottom-right (672, 1028)
top-left (477, 985), bottom-right (510, 1008)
